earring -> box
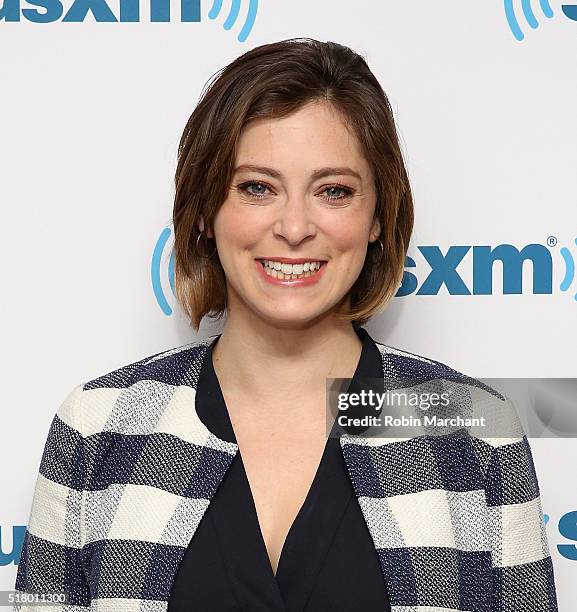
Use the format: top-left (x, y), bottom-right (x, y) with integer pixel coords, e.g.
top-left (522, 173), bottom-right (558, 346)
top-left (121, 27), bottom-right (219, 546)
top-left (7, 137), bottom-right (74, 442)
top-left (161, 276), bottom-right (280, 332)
top-left (196, 231), bottom-right (217, 259)
top-left (378, 239), bottom-right (384, 256)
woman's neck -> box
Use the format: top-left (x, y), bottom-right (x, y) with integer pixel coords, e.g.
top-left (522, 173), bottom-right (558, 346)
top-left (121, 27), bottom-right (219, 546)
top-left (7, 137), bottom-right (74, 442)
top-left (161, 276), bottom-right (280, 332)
top-left (211, 315), bottom-right (363, 408)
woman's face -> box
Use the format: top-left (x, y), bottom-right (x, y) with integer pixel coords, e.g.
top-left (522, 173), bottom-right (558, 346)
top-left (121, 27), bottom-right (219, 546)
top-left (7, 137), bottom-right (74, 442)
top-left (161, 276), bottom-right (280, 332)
top-left (208, 100), bottom-right (381, 329)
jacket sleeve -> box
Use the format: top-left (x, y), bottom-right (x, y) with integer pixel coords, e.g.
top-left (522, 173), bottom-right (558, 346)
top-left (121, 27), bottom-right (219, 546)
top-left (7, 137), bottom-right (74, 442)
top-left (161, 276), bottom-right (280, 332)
top-left (13, 383), bottom-right (91, 611)
top-left (483, 397), bottom-right (559, 611)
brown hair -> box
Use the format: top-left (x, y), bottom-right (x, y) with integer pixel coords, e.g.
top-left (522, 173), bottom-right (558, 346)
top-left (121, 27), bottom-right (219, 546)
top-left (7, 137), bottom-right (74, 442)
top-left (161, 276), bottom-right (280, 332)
top-left (172, 37), bottom-right (414, 331)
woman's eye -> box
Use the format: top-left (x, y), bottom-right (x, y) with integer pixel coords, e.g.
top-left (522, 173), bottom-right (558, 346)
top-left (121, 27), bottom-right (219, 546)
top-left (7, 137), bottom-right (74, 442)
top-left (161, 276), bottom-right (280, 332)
top-left (323, 185), bottom-right (354, 202)
top-left (237, 181), bottom-right (271, 198)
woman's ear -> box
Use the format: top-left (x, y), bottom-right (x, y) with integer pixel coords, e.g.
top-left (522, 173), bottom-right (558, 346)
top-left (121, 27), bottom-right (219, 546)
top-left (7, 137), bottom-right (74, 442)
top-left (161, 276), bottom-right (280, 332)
top-left (369, 216), bottom-right (381, 243)
top-left (198, 216), bottom-right (214, 238)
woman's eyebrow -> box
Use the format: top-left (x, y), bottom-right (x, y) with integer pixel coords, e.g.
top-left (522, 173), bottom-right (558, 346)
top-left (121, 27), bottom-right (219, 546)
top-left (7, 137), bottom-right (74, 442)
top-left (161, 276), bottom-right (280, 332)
top-left (233, 164), bottom-right (362, 181)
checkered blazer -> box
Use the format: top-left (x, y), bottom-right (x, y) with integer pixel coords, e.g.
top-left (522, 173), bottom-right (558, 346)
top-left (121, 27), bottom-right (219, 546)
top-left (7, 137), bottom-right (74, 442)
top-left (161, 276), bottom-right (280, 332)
top-left (14, 332), bottom-right (558, 611)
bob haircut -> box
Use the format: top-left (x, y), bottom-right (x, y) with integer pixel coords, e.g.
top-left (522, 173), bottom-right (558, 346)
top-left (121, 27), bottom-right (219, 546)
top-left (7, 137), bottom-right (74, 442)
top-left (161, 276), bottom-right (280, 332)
top-left (172, 37), bottom-right (414, 331)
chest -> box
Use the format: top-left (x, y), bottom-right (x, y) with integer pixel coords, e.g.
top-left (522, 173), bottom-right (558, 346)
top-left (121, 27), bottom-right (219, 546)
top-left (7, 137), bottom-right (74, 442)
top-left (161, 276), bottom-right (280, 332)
top-left (79, 397), bottom-right (493, 609)
top-left (224, 397), bottom-right (331, 574)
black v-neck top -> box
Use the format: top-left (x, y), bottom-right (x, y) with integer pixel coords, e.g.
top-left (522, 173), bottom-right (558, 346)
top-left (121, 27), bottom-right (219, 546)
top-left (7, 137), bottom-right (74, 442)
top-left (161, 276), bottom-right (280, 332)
top-left (168, 327), bottom-right (391, 611)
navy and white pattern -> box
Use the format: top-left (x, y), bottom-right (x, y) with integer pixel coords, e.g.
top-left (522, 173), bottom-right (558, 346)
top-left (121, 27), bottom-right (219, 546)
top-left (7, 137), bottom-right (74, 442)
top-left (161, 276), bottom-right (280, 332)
top-left (14, 332), bottom-right (558, 611)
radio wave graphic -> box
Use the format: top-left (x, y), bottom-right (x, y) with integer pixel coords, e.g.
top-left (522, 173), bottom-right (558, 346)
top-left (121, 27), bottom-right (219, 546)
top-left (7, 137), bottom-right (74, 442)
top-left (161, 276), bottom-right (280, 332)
top-left (152, 228), bottom-right (176, 316)
top-left (559, 238), bottom-right (577, 301)
top-left (504, 0), bottom-right (554, 40)
top-left (208, 0), bottom-right (259, 43)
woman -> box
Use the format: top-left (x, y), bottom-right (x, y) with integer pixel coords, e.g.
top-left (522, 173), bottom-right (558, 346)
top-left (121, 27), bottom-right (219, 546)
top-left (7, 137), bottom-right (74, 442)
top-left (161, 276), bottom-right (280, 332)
top-left (14, 38), bottom-right (557, 611)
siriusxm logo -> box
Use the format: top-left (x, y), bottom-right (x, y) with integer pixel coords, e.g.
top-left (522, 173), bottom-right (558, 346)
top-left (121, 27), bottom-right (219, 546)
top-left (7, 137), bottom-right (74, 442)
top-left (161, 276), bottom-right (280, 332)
top-left (0, 525), bottom-right (26, 566)
top-left (556, 511), bottom-right (577, 561)
top-left (151, 231), bottom-right (577, 314)
top-left (397, 237), bottom-right (576, 298)
top-left (397, 242), bottom-right (554, 297)
top-left (504, 0), bottom-right (577, 41)
top-left (152, 227), bottom-right (177, 316)
top-left (3, 513), bottom-right (577, 563)
top-left (0, 0), bottom-right (259, 41)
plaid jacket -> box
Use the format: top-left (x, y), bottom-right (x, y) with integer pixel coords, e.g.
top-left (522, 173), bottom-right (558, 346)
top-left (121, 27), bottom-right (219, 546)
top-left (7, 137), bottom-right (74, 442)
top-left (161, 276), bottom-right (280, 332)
top-left (14, 332), bottom-right (558, 612)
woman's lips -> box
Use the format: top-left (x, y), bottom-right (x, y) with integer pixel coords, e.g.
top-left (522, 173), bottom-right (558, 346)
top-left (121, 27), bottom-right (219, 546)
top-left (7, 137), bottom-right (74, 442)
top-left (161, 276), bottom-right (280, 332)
top-left (255, 259), bottom-right (327, 286)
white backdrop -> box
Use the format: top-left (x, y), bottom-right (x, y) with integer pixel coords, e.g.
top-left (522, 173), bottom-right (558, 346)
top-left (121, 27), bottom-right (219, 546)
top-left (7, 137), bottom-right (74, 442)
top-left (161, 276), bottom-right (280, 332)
top-left (1, 0), bottom-right (576, 608)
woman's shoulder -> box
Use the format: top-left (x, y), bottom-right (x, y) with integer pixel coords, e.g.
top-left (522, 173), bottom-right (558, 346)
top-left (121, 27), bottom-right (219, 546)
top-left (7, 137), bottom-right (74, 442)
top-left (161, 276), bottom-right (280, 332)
top-left (371, 336), bottom-right (500, 395)
top-left (372, 337), bottom-right (455, 369)
top-left (83, 334), bottom-right (216, 391)
top-left (369, 336), bottom-right (517, 430)
top-left (369, 336), bottom-right (525, 447)
top-left (63, 335), bottom-right (218, 439)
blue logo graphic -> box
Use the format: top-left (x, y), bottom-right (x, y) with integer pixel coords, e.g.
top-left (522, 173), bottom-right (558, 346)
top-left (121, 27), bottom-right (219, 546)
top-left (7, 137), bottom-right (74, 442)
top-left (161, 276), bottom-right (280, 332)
top-left (0, 0), bottom-right (259, 40)
top-left (6, 511), bottom-right (577, 564)
top-left (504, 0), bottom-right (577, 40)
top-left (151, 233), bottom-right (577, 314)
top-left (563, 3), bottom-right (577, 20)
top-left (0, 525), bottom-right (26, 566)
top-left (558, 511), bottom-right (577, 561)
top-left (397, 242), bottom-right (552, 297)
top-left (504, 0), bottom-right (554, 41)
top-left (152, 227), bottom-right (176, 316)
top-left (559, 238), bottom-right (577, 300)
top-left (208, 0), bottom-right (258, 43)
top-left (536, 511), bottom-right (577, 562)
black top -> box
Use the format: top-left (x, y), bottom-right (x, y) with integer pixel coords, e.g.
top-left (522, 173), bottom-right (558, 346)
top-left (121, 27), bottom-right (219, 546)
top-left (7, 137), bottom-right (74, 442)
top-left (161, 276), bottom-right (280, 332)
top-left (168, 326), bottom-right (391, 611)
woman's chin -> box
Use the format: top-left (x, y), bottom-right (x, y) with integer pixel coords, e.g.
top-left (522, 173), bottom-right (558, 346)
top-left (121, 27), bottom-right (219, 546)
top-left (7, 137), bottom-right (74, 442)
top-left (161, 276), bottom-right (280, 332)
top-left (254, 306), bottom-right (331, 329)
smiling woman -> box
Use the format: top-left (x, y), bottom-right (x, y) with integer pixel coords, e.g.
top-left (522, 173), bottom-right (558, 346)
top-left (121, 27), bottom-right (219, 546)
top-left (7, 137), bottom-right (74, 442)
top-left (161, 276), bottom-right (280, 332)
top-left (14, 37), bottom-right (557, 612)
top-left (172, 41), bottom-right (411, 332)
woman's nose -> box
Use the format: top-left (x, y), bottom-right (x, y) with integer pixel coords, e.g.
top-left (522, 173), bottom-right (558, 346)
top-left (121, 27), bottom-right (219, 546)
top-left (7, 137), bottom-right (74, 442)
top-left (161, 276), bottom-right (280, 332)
top-left (273, 197), bottom-right (317, 245)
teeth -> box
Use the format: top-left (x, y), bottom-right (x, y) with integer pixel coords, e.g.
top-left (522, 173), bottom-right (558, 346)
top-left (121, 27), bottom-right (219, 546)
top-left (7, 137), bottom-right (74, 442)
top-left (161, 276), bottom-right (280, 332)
top-left (260, 259), bottom-right (324, 279)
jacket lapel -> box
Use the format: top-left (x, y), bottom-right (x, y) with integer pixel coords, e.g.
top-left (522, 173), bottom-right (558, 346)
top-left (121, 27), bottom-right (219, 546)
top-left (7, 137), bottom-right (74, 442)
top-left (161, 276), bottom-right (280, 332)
top-left (338, 338), bottom-right (494, 612)
top-left (82, 338), bottom-right (239, 604)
